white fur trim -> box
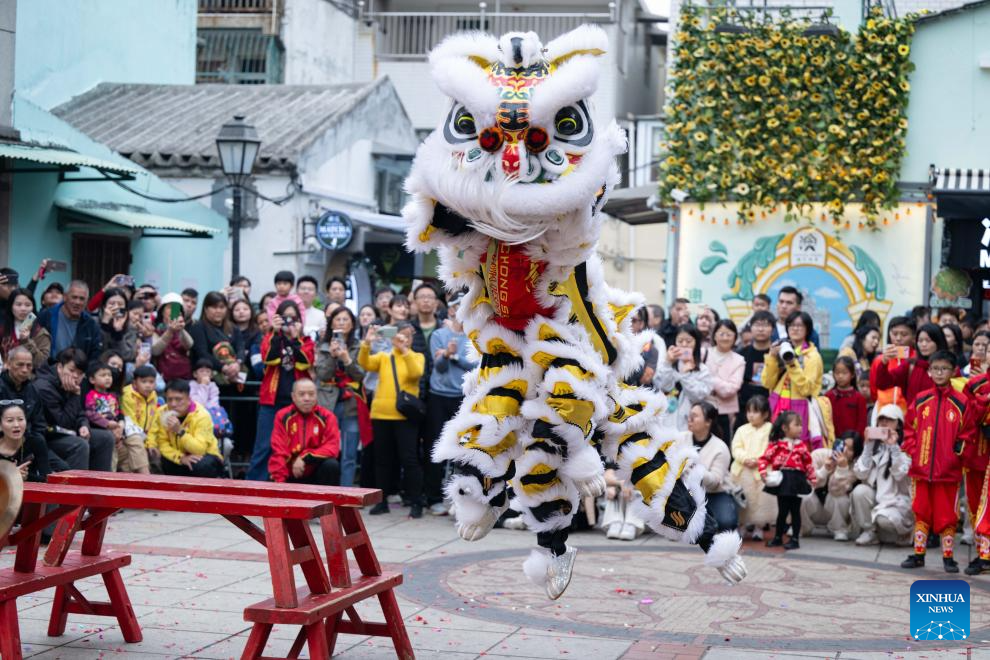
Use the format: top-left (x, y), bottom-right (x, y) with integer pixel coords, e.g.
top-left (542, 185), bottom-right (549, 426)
top-left (428, 33), bottom-right (500, 126)
top-left (522, 548), bottom-right (552, 587)
top-left (704, 531), bottom-right (743, 568)
top-left (558, 442), bottom-right (604, 483)
top-left (544, 24), bottom-right (610, 65)
top-left (529, 56), bottom-right (602, 130)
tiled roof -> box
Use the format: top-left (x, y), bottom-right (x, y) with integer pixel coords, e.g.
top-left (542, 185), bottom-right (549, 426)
top-left (52, 79), bottom-right (390, 174)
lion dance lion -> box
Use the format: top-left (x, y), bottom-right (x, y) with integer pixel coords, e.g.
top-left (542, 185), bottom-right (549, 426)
top-left (403, 25), bottom-right (746, 599)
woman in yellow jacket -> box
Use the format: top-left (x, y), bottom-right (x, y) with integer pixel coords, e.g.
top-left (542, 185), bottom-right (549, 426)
top-left (359, 321), bottom-right (426, 517)
top-left (762, 311), bottom-right (830, 450)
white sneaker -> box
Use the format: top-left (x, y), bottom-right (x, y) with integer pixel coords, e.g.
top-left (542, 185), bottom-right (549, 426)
top-left (387, 494), bottom-right (402, 504)
top-left (605, 522), bottom-right (622, 539)
top-left (833, 531), bottom-right (849, 542)
top-left (855, 530), bottom-right (879, 546)
top-left (618, 523), bottom-right (638, 541)
top-left (751, 528), bottom-right (763, 541)
top-left (962, 530), bottom-right (974, 546)
top-left (429, 503), bottom-right (449, 516)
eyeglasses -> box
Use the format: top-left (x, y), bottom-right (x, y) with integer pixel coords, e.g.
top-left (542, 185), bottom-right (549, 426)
top-left (0, 399), bottom-right (24, 406)
top-left (929, 366), bottom-right (953, 373)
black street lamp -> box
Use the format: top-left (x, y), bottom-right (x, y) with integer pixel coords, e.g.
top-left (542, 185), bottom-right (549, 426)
top-left (216, 115), bottom-right (260, 280)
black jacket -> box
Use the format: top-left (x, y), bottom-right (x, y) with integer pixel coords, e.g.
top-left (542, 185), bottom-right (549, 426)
top-left (188, 320), bottom-right (234, 371)
top-left (37, 303), bottom-right (103, 364)
top-left (411, 317), bottom-right (437, 400)
top-left (0, 370), bottom-right (50, 480)
top-left (33, 364), bottom-right (88, 437)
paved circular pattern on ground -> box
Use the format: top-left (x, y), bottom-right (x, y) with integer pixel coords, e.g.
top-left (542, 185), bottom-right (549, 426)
top-left (400, 544), bottom-right (990, 651)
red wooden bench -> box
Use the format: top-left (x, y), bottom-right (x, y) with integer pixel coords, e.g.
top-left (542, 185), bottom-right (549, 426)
top-left (0, 494), bottom-right (141, 660)
top-left (47, 471), bottom-right (414, 660)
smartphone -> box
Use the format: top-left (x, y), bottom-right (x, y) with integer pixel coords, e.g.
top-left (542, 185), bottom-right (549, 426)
top-left (380, 325), bottom-right (398, 340)
top-left (894, 346), bottom-right (910, 360)
top-left (19, 312), bottom-right (36, 333)
top-left (165, 302), bottom-right (183, 322)
top-left (236, 370), bottom-right (247, 385)
top-left (227, 288), bottom-right (246, 303)
top-left (865, 426), bottom-right (887, 441)
top-left (142, 313), bottom-right (153, 325)
top-left (115, 310), bottom-right (126, 319)
top-left (971, 357), bottom-right (982, 372)
top-left (332, 332), bottom-right (345, 344)
top-left (833, 438), bottom-right (846, 455)
top-left (678, 347), bottom-right (693, 361)
top-left (751, 362), bottom-right (764, 383)
top-left (114, 274), bottom-right (135, 288)
top-left (46, 260), bottom-right (67, 272)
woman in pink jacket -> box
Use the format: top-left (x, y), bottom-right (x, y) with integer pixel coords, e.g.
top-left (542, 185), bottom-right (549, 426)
top-left (705, 319), bottom-right (745, 445)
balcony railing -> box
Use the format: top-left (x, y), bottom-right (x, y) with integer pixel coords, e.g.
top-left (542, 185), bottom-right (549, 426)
top-left (199, 0), bottom-right (274, 12)
top-left (361, 4), bottom-right (617, 60)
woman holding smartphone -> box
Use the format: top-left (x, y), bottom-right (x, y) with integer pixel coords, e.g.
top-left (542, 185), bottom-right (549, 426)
top-left (761, 311), bottom-right (827, 449)
top-left (965, 330), bottom-right (990, 377)
top-left (654, 324), bottom-right (713, 431)
top-left (873, 322), bottom-right (948, 411)
top-left (314, 307), bottom-right (366, 487)
top-left (2, 287), bottom-right (50, 368)
top-left (98, 288), bottom-right (136, 362)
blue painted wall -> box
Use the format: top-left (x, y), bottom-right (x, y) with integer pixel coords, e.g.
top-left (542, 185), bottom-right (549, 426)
top-left (901, 4), bottom-right (990, 183)
top-left (15, 0), bottom-right (196, 110)
top-left (10, 0), bottom-right (227, 296)
top-left (11, 97), bottom-right (227, 296)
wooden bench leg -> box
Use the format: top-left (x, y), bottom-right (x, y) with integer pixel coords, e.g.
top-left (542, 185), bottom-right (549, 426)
top-left (241, 623), bottom-right (273, 660)
top-left (378, 589), bottom-right (414, 660)
top-left (103, 568), bottom-right (142, 643)
top-left (324, 611), bottom-right (342, 657)
top-left (47, 585), bottom-right (69, 637)
top-left (305, 621), bottom-right (330, 659)
top-left (0, 598), bottom-right (22, 660)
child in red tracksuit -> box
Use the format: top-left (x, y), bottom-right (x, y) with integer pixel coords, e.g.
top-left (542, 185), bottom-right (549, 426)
top-left (826, 356), bottom-right (868, 438)
top-left (759, 410), bottom-right (817, 550)
top-left (901, 351), bottom-right (976, 573)
top-left (964, 370), bottom-right (990, 575)
top-left (268, 380), bottom-right (341, 485)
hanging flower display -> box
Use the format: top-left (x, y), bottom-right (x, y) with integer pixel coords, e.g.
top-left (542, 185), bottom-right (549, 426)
top-left (659, 6), bottom-right (918, 228)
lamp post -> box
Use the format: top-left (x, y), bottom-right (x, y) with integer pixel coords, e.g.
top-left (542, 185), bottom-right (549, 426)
top-left (215, 115), bottom-right (260, 280)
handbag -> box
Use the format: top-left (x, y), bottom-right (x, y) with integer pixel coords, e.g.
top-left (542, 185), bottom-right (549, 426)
top-left (390, 354), bottom-right (425, 422)
top-left (764, 470), bottom-right (784, 488)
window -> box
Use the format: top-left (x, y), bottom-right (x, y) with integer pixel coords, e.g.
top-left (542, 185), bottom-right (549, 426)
top-left (374, 155), bottom-right (412, 216)
top-left (196, 29), bottom-right (284, 84)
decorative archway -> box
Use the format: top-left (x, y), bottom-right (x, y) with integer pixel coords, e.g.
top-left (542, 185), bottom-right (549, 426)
top-left (722, 227), bottom-right (892, 330)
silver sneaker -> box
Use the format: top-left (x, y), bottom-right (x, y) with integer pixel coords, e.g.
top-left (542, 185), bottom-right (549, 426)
top-left (546, 546), bottom-right (578, 600)
top-left (456, 503), bottom-right (507, 542)
top-left (717, 555), bottom-right (747, 585)
top-left (429, 502), bottom-right (449, 516)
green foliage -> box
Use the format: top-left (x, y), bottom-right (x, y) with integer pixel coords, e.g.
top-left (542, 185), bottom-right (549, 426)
top-left (659, 7), bottom-right (918, 228)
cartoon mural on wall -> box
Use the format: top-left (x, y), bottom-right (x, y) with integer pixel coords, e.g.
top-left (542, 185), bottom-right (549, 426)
top-left (675, 203), bottom-right (928, 349)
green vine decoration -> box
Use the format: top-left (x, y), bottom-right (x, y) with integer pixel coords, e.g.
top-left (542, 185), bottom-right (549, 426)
top-left (659, 6), bottom-right (918, 228)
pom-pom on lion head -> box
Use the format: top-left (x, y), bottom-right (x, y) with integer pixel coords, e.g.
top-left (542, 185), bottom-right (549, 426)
top-left (405, 25), bottom-right (627, 244)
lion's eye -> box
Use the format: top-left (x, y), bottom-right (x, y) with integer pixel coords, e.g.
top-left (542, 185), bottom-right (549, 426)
top-left (554, 107), bottom-right (582, 136)
top-left (455, 110), bottom-right (476, 135)
top-left (444, 103), bottom-right (479, 144)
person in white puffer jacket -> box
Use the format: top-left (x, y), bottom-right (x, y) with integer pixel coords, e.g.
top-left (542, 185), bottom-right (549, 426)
top-left (802, 432), bottom-right (861, 541)
top-left (850, 404), bottom-right (913, 546)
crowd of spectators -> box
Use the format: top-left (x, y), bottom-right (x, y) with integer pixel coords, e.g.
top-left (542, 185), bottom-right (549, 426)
top-left (4, 258), bottom-right (990, 576)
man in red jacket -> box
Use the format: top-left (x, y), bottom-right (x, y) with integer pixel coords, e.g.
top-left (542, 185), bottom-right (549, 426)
top-left (900, 351), bottom-right (976, 573)
top-left (268, 379), bottom-right (341, 485)
top-left (962, 370), bottom-right (990, 574)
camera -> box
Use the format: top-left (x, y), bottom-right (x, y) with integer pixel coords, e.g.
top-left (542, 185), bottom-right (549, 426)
top-left (779, 341), bottom-right (796, 362)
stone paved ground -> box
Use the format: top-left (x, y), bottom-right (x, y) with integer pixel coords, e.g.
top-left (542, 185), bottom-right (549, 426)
top-left (3, 506), bottom-right (989, 659)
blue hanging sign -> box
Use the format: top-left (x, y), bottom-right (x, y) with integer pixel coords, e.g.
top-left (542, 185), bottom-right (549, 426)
top-left (315, 210), bottom-right (354, 251)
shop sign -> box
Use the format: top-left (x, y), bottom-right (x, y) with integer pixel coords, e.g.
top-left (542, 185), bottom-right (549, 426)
top-left (315, 210), bottom-right (354, 251)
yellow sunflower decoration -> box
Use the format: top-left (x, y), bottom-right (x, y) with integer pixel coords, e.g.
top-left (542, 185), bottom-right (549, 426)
top-left (659, 6), bottom-right (918, 228)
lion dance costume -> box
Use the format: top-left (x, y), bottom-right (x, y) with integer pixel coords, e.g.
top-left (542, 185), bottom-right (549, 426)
top-left (403, 26), bottom-right (747, 598)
